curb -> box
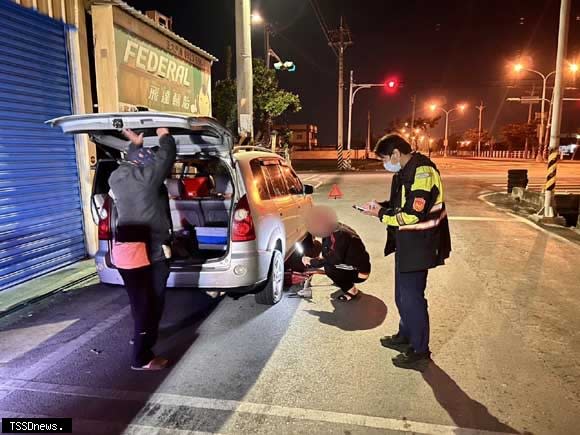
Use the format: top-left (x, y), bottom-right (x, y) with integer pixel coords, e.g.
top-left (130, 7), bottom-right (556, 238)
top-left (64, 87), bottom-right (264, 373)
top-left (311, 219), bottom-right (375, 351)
top-left (0, 260), bottom-right (98, 318)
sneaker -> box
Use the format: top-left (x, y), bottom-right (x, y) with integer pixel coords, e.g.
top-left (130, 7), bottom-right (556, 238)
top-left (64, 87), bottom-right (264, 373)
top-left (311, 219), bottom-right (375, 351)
top-left (392, 349), bottom-right (431, 370)
top-left (380, 333), bottom-right (410, 351)
top-left (131, 356), bottom-right (169, 371)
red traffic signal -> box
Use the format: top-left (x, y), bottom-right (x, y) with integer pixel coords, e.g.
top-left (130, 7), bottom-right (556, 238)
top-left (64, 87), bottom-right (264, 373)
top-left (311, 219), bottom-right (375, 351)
top-left (383, 78), bottom-right (400, 94)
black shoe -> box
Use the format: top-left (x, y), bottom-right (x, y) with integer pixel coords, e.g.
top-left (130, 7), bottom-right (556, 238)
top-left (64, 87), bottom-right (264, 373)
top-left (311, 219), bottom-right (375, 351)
top-left (380, 334), bottom-right (410, 351)
top-left (392, 349), bottom-right (432, 371)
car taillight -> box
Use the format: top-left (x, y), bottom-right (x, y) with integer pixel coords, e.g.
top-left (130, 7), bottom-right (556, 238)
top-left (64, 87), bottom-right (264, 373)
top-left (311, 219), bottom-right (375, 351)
top-left (232, 195), bottom-right (256, 242)
top-left (98, 196), bottom-right (111, 240)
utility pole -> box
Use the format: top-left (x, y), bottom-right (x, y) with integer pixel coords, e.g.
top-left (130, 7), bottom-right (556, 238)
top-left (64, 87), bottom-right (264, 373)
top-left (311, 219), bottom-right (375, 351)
top-left (543, 0), bottom-right (571, 219)
top-left (476, 102), bottom-right (485, 157)
top-left (410, 95), bottom-right (417, 149)
top-left (366, 110), bottom-right (371, 159)
top-left (264, 24), bottom-right (271, 68)
top-left (329, 17), bottom-right (352, 170)
top-left (235, 0), bottom-right (253, 141)
top-left (525, 85), bottom-right (536, 158)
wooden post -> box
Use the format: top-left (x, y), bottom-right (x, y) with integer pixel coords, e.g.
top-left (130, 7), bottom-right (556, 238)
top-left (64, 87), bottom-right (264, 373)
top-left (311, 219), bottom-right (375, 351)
top-left (91, 3), bottom-right (120, 112)
top-left (68, 0), bottom-right (98, 255)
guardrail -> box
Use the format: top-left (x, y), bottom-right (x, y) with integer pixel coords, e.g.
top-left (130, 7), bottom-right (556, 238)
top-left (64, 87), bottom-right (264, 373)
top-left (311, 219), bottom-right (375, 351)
top-left (432, 150), bottom-right (536, 159)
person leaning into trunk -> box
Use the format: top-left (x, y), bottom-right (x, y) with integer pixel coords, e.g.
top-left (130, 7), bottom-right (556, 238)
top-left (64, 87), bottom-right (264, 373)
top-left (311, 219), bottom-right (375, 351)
top-left (362, 133), bottom-right (451, 370)
top-left (302, 206), bottom-right (371, 301)
top-left (109, 127), bottom-right (176, 371)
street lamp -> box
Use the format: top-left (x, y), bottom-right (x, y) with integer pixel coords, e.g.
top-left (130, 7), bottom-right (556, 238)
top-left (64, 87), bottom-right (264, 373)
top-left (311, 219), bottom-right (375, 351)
top-left (429, 102), bottom-right (468, 157)
top-left (250, 12), bottom-right (263, 24)
top-left (513, 61), bottom-right (579, 161)
top-left (346, 70), bottom-right (401, 163)
top-left (251, 11), bottom-right (271, 68)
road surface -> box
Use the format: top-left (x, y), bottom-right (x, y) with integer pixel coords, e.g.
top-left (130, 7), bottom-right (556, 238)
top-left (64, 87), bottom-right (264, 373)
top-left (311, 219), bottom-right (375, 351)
top-left (1, 159), bottom-right (579, 434)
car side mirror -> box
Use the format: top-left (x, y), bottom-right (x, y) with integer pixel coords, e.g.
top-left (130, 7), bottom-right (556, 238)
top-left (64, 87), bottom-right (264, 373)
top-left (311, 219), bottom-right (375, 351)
top-left (303, 184), bottom-right (314, 195)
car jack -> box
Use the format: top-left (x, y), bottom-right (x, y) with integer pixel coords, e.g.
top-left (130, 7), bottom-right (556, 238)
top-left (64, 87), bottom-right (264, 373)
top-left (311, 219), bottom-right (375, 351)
top-left (288, 273), bottom-right (314, 299)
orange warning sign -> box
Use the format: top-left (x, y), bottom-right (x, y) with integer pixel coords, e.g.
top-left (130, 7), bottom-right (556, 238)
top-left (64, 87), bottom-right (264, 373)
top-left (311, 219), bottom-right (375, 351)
top-left (328, 184), bottom-right (343, 199)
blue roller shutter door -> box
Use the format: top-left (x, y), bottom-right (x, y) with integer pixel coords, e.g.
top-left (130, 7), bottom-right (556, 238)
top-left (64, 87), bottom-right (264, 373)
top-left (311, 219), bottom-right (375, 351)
top-left (0, 1), bottom-right (86, 291)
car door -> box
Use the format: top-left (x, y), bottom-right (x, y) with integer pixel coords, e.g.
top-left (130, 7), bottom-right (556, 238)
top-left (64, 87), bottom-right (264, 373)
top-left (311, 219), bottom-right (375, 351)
top-left (260, 160), bottom-right (297, 251)
top-left (47, 112), bottom-right (234, 157)
top-left (280, 163), bottom-right (311, 244)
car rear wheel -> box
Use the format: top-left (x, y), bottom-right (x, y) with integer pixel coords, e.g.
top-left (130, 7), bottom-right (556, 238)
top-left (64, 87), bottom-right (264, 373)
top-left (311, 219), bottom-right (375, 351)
top-left (255, 249), bottom-right (284, 305)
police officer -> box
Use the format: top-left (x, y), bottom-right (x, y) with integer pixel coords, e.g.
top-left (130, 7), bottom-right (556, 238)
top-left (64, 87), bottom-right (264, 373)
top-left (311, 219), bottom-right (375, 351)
top-left (362, 134), bottom-right (451, 369)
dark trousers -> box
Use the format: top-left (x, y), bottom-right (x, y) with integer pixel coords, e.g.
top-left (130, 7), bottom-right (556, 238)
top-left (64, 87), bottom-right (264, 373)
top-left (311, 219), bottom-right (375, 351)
top-left (394, 255), bottom-right (429, 353)
top-left (118, 260), bottom-right (170, 367)
top-left (325, 266), bottom-right (367, 293)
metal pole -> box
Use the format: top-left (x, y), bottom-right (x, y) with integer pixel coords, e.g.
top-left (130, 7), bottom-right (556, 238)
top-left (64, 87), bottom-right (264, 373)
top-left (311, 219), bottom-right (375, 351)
top-left (337, 44), bottom-right (345, 168)
top-left (443, 111), bottom-right (449, 157)
top-left (366, 110), bottom-right (371, 159)
top-left (537, 76), bottom-right (547, 161)
top-left (235, 0), bottom-right (253, 140)
top-left (347, 70), bottom-right (354, 155)
top-left (265, 25), bottom-right (271, 68)
top-left (476, 102), bottom-right (484, 157)
top-left (524, 85), bottom-right (535, 157)
top-left (410, 95), bottom-right (416, 150)
top-left (544, 0), bottom-right (571, 218)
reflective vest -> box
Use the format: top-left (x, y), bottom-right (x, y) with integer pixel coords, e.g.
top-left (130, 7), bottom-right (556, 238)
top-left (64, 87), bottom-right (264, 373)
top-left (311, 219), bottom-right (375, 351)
top-left (379, 153), bottom-right (451, 272)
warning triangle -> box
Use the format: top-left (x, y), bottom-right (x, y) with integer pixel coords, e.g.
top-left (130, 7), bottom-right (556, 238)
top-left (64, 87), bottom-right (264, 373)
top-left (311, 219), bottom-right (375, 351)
top-left (328, 184), bottom-right (343, 199)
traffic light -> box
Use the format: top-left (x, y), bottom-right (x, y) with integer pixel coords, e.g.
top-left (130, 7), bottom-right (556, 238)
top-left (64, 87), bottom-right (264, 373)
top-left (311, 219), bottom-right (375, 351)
top-left (274, 61), bottom-right (296, 72)
top-left (382, 77), bottom-right (400, 95)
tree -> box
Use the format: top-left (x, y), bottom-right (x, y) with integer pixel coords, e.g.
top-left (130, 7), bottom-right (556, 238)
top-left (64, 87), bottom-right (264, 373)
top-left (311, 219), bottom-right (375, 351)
top-left (212, 58), bottom-right (302, 143)
top-left (252, 59), bottom-right (301, 144)
top-left (461, 128), bottom-right (491, 150)
top-left (212, 78), bottom-right (237, 132)
top-left (501, 123), bottom-right (537, 151)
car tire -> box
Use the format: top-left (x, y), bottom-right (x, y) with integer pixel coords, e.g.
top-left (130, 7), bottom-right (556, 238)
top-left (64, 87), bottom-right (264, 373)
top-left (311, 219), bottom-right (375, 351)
top-left (255, 249), bottom-right (284, 305)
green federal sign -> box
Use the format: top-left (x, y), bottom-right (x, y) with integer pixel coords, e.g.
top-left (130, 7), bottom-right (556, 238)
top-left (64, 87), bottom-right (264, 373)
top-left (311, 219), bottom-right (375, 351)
top-left (114, 27), bottom-right (211, 115)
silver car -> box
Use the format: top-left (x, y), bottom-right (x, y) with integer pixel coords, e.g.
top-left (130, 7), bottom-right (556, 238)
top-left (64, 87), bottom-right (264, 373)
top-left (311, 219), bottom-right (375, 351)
top-left (49, 113), bottom-right (314, 305)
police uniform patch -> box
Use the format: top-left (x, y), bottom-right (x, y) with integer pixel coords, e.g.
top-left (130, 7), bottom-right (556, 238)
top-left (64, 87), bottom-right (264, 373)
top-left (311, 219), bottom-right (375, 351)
top-left (413, 197), bottom-right (426, 212)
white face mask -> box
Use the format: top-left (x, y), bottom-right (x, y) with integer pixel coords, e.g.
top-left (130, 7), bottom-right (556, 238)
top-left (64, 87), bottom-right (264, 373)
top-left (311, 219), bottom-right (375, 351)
top-left (383, 161), bottom-right (401, 173)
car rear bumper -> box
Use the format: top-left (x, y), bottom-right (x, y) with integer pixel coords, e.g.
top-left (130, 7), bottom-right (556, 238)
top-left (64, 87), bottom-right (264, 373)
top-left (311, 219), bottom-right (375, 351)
top-left (94, 248), bottom-right (271, 292)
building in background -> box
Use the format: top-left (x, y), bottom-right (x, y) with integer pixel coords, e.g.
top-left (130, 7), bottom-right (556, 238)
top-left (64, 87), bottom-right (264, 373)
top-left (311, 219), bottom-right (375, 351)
top-left (0, 0), bottom-right (217, 293)
top-left (90, 1), bottom-right (217, 115)
top-left (0, 0), bottom-right (93, 291)
top-left (274, 124), bottom-right (318, 150)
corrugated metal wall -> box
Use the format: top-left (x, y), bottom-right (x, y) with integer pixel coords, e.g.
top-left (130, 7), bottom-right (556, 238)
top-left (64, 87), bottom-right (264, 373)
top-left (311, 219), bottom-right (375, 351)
top-left (0, 0), bottom-right (85, 291)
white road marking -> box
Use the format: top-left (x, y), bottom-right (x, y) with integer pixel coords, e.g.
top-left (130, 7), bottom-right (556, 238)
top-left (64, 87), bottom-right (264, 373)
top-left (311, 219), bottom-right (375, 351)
top-left (0, 380), bottom-right (512, 435)
top-left (478, 193), bottom-right (580, 250)
top-left (490, 183), bottom-right (580, 193)
top-left (8, 306), bottom-right (131, 381)
top-left (300, 175), bottom-right (318, 181)
top-left (506, 212), bottom-right (580, 250)
top-left (0, 411), bottom-right (222, 435)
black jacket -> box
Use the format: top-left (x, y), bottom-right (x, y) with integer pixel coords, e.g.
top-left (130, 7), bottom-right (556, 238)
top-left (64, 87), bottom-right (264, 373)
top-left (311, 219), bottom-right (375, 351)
top-left (109, 134), bottom-right (177, 263)
top-left (310, 223), bottom-right (371, 274)
top-left (380, 153), bottom-right (451, 272)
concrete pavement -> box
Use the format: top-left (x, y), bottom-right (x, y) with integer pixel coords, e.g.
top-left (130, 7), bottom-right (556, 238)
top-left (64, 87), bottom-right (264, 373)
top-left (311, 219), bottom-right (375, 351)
top-left (1, 164), bottom-right (580, 434)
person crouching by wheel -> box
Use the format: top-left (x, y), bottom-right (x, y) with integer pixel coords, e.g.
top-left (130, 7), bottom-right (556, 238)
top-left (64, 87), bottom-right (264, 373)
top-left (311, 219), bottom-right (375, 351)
top-left (302, 206), bottom-right (371, 302)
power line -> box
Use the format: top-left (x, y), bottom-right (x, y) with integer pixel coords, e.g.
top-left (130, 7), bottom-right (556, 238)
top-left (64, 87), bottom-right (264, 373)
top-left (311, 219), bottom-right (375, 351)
top-left (308, 0), bottom-right (338, 58)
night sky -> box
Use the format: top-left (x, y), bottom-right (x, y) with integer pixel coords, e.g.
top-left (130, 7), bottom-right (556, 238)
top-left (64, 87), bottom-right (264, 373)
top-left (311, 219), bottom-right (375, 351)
top-left (125, 0), bottom-right (580, 146)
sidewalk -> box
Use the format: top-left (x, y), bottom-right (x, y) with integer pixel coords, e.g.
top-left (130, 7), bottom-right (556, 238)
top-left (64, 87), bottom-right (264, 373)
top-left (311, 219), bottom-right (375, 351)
top-left (0, 259), bottom-right (98, 317)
